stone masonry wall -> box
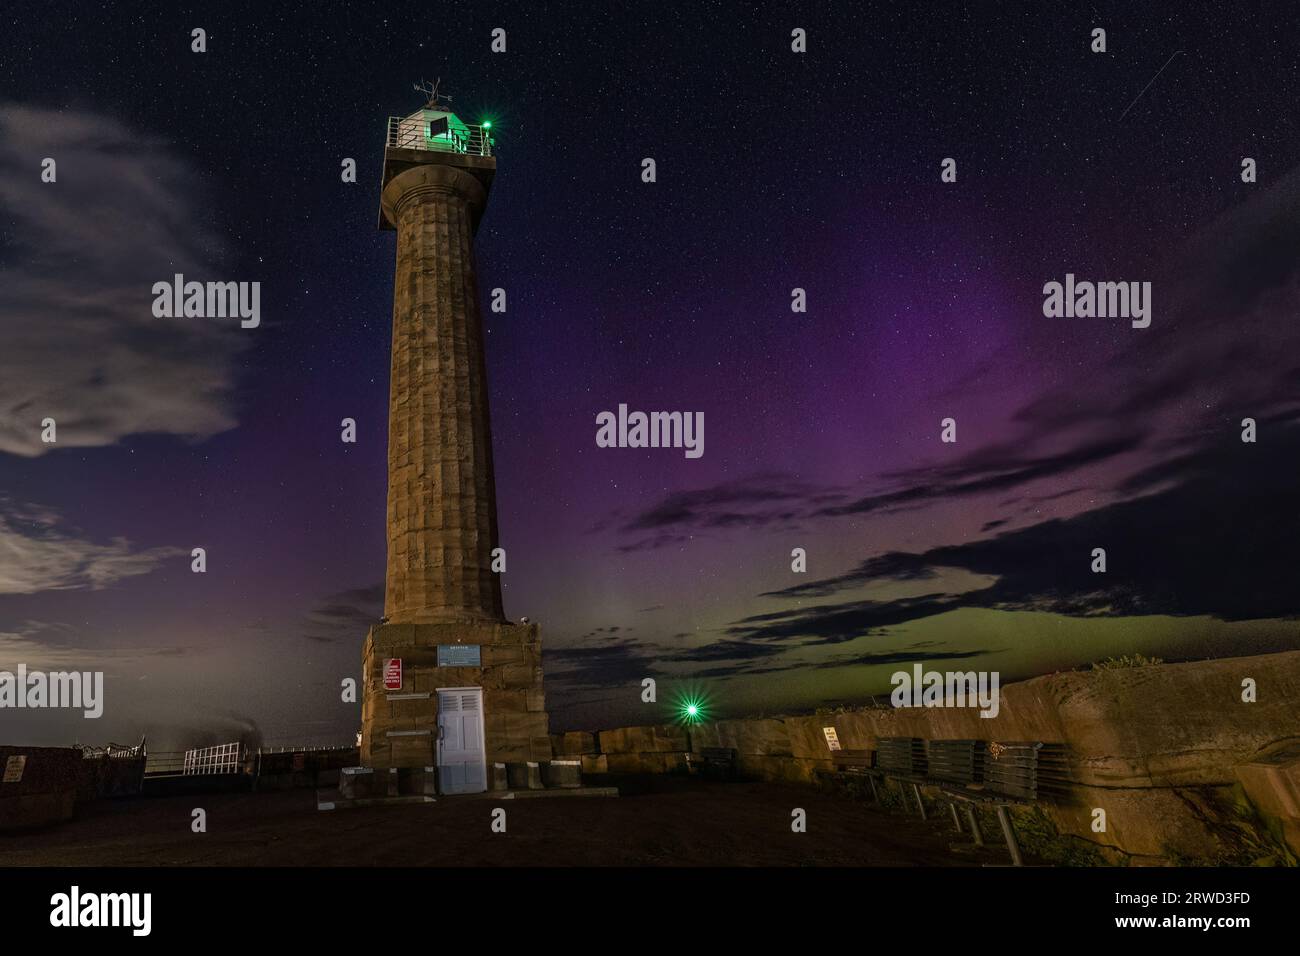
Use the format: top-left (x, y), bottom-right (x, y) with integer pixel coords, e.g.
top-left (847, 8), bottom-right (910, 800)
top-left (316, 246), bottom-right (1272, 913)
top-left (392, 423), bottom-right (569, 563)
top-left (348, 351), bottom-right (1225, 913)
top-left (582, 651), bottom-right (1300, 863)
top-left (361, 620), bottom-right (551, 769)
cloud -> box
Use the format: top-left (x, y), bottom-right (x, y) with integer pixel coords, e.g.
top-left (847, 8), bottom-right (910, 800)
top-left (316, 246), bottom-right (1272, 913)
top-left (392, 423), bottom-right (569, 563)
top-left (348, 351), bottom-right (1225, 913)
top-left (546, 637), bottom-right (664, 688)
top-left (612, 473), bottom-right (848, 551)
top-left (736, 414), bottom-right (1300, 643)
top-left (1011, 167), bottom-right (1300, 440)
top-left (0, 498), bottom-right (184, 594)
top-left (0, 104), bottom-right (247, 457)
top-left (300, 584), bottom-right (383, 643)
top-left (816, 433), bottom-right (1145, 519)
top-left (607, 434), bottom-right (1145, 551)
top-left (0, 620), bottom-right (196, 670)
top-left (727, 593), bottom-right (965, 644)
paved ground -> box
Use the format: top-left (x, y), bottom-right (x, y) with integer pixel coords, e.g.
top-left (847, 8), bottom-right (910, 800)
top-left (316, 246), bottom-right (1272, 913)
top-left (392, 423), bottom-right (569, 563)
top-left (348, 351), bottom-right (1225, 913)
top-left (0, 774), bottom-right (1018, 866)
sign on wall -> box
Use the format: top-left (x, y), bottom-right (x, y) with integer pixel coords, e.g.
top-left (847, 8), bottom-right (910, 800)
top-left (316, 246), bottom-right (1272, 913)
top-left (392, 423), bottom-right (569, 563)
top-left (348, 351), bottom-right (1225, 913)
top-left (822, 727), bottom-right (842, 751)
top-left (437, 645), bottom-right (481, 667)
top-left (384, 658), bottom-right (403, 690)
top-left (2, 755), bottom-right (26, 783)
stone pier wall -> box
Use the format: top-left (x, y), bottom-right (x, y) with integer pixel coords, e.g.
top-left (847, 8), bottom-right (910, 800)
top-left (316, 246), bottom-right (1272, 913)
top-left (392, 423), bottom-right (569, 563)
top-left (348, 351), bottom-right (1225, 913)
top-left (573, 650), bottom-right (1300, 864)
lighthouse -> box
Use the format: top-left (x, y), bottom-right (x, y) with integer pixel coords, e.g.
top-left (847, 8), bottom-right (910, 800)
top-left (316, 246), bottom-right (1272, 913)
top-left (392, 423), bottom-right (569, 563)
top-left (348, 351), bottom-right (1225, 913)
top-left (356, 88), bottom-right (551, 796)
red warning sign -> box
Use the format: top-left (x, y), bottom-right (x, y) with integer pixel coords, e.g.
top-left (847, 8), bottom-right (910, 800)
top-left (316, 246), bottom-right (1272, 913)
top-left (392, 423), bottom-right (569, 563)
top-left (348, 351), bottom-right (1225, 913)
top-left (384, 658), bottom-right (402, 690)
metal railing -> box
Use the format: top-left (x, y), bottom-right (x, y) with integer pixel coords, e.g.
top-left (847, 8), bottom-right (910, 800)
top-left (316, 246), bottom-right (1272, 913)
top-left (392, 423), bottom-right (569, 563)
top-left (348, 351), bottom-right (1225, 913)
top-left (386, 116), bottom-right (493, 157)
top-left (183, 741), bottom-right (243, 775)
top-left (144, 742), bottom-right (357, 778)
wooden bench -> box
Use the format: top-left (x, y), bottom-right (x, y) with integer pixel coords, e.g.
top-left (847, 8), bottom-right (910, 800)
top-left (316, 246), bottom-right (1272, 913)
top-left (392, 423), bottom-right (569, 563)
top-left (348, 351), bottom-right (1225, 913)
top-left (936, 741), bottom-right (1070, 866)
top-left (925, 739), bottom-right (987, 838)
top-left (864, 737), bottom-right (930, 817)
top-left (691, 747), bottom-right (738, 780)
top-left (830, 749), bottom-right (874, 774)
top-left (813, 748), bottom-right (878, 798)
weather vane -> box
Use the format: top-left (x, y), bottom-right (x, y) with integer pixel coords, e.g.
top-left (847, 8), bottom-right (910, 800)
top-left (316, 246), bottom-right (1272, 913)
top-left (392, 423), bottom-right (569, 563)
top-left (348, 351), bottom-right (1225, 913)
top-left (413, 78), bottom-right (453, 110)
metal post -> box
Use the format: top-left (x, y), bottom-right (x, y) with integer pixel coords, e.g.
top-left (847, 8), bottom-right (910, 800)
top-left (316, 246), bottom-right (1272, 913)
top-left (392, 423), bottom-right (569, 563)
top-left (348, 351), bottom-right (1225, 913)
top-left (949, 802), bottom-right (963, 832)
top-left (912, 783), bottom-right (927, 820)
top-left (966, 806), bottom-right (984, 846)
top-left (867, 775), bottom-right (879, 803)
top-left (996, 804), bottom-right (1023, 866)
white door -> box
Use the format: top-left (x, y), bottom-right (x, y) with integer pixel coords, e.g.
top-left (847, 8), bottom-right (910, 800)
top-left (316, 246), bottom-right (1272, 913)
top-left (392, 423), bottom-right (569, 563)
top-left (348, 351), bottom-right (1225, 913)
top-left (436, 688), bottom-right (486, 794)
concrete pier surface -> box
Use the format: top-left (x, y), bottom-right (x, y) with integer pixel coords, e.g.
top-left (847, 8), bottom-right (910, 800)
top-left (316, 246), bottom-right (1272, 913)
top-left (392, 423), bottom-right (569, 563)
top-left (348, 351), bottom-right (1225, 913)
top-left (0, 774), bottom-right (999, 867)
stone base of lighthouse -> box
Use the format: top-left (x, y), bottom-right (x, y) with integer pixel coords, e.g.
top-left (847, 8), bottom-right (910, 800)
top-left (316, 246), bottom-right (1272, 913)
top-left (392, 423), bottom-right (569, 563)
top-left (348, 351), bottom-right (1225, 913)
top-left (359, 620), bottom-right (551, 772)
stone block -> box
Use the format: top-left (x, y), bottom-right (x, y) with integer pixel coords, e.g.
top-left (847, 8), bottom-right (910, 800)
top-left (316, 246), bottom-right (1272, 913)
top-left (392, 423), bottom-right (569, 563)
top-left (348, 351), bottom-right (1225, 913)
top-left (1236, 740), bottom-right (1300, 818)
top-left (502, 664), bottom-right (535, 689)
top-left (557, 731), bottom-right (597, 755)
top-left (507, 761), bottom-right (542, 790)
top-left (543, 760), bottom-right (582, 789)
top-left (490, 762), bottom-right (509, 791)
top-left (482, 644), bottom-right (525, 666)
top-left (398, 766), bottom-right (438, 797)
top-left (1236, 739), bottom-right (1300, 854)
top-left (598, 724), bottom-right (688, 754)
top-left (371, 623), bottom-right (416, 648)
top-left (339, 766), bottom-right (374, 799)
top-left (705, 718), bottom-right (793, 757)
top-left (581, 754), bottom-right (608, 775)
top-left (487, 689), bottom-right (529, 714)
top-left (605, 752), bottom-right (689, 774)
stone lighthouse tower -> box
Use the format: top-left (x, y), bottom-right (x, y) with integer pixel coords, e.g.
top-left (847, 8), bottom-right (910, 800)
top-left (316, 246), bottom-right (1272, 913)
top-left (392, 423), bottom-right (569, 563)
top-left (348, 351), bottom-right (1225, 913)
top-left (357, 89), bottom-right (551, 795)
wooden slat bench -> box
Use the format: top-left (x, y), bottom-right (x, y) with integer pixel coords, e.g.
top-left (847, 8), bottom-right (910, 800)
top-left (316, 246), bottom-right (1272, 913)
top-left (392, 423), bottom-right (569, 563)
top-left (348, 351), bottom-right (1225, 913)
top-left (863, 737), bottom-right (930, 818)
top-left (814, 748), bottom-right (879, 799)
top-left (830, 749), bottom-right (874, 773)
top-left (936, 741), bottom-right (1070, 866)
top-left (926, 739), bottom-right (985, 835)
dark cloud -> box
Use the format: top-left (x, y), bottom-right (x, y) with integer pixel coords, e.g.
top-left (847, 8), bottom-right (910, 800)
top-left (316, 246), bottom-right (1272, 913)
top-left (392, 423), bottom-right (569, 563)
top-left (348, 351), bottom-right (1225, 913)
top-left (300, 583), bottom-right (382, 643)
top-left (546, 638), bottom-right (663, 688)
top-left (808, 647), bottom-right (990, 671)
top-left (612, 473), bottom-right (848, 551)
top-left (736, 415), bottom-right (1300, 643)
top-left (622, 472), bottom-right (835, 532)
top-left (608, 434), bottom-right (1145, 552)
top-left (815, 434), bottom-right (1145, 519)
top-left (576, 624), bottom-right (626, 640)
top-left (728, 593), bottom-right (964, 644)
top-left (761, 552), bottom-right (937, 599)
top-left (616, 531), bottom-right (693, 553)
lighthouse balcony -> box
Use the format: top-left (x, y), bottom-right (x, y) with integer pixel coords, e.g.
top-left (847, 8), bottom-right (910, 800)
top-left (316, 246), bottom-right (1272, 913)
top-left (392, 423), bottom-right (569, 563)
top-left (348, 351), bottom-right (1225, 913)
top-left (386, 116), bottom-right (493, 157)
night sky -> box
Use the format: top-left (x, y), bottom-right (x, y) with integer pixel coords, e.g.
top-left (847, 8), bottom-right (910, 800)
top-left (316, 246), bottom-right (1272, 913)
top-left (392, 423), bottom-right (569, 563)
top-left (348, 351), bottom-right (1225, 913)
top-left (3, 2), bottom-right (1300, 749)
